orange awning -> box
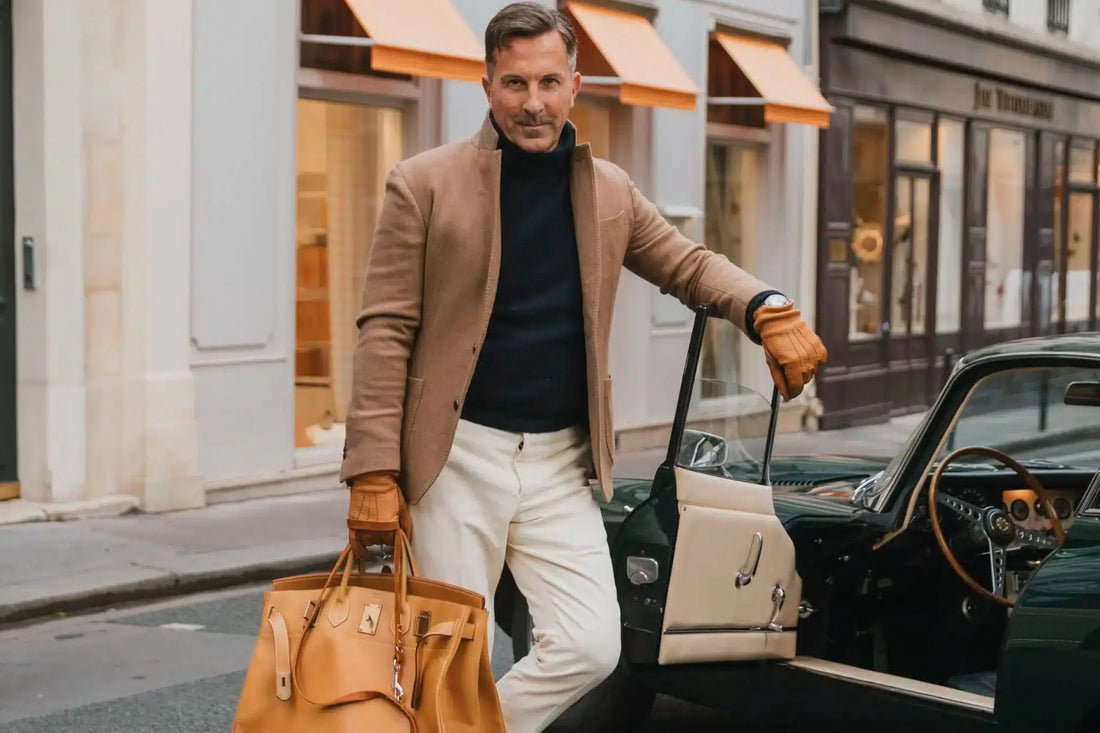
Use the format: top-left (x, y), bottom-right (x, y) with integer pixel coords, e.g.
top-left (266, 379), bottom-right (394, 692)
top-left (341, 0), bottom-right (484, 82)
top-left (713, 33), bottom-right (833, 128)
top-left (564, 2), bottom-right (698, 111)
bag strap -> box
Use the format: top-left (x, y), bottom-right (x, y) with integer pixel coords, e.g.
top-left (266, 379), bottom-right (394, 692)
top-left (292, 535), bottom-right (422, 729)
top-left (267, 608), bottom-right (292, 702)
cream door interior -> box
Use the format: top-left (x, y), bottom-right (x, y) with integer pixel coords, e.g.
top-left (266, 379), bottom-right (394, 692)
top-left (658, 466), bottom-right (802, 665)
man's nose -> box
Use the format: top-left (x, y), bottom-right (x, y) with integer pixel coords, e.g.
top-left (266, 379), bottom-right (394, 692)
top-left (522, 91), bottom-right (544, 117)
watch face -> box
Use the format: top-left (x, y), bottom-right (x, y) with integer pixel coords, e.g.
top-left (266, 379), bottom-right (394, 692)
top-left (764, 294), bottom-right (790, 307)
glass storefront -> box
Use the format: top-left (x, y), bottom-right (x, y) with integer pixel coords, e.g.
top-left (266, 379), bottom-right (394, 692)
top-left (294, 99), bottom-right (403, 448)
top-left (849, 106), bottom-right (888, 341)
top-left (701, 143), bottom-right (759, 395)
top-left (936, 118), bottom-right (965, 334)
top-left (984, 128), bottom-right (1027, 330)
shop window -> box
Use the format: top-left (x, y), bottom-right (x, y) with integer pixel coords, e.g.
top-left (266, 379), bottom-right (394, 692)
top-left (295, 99), bottom-right (403, 449)
top-left (850, 106), bottom-right (889, 341)
top-left (937, 119), bottom-right (965, 334)
top-left (702, 143), bottom-right (758, 394)
top-left (891, 176), bottom-right (932, 336)
top-left (1051, 138), bottom-right (1066, 324)
top-left (570, 99), bottom-right (612, 159)
top-left (895, 119), bottom-right (932, 164)
top-left (1066, 192), bottom-right (1094, 323)
top-left (984, 128), bottom-right (1027, 330)
top-left (1070, 141), bottom-right (1096, 183)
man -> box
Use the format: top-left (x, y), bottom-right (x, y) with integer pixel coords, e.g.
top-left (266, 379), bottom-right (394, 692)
top-left (340, 3), bottom-right (827, 731)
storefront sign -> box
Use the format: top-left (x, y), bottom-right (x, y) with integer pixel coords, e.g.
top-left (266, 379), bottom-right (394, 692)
top-left (973, 82), bottom-right (1054, 121)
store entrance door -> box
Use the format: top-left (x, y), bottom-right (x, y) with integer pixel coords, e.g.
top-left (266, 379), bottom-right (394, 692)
top-left (0, 0), bottom-right (17, 498)
top-left (886, 168), bottom-right (939, 414)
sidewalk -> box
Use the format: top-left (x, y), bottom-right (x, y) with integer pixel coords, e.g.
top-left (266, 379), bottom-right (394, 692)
top-left (0, 417), bottom-right (920, 626)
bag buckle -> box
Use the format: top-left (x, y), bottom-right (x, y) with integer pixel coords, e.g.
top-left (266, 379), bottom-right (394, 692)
top-left (393, 656), bottom-right (405, 701)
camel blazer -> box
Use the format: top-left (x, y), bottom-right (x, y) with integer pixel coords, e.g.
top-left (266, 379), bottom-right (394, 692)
top-left (340, 114), bottom-right (773, 504)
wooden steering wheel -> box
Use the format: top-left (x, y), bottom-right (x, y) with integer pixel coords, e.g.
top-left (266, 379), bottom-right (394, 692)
top-left (928, 446), bottom-right (1066, 607)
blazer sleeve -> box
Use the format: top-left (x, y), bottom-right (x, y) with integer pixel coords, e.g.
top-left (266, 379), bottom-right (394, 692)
top-left (623, 180), bottom-right (775, 337)
top-left (339, 165), bottom-right (426, 483)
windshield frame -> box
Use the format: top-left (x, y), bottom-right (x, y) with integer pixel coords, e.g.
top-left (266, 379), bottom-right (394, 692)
top-left (860, 351), bottom-right (1100, 516)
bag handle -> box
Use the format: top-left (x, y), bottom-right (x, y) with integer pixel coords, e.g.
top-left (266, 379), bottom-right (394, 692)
top-left (292, 531), bottom-right (421, 729)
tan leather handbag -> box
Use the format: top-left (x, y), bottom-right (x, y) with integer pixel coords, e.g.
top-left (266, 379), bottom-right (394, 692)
top-left (232, 532), bottom-right (505, 732)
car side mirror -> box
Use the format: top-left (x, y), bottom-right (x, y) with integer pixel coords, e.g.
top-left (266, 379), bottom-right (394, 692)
top-left (1064, 381), bottom-right (1100, 407)
top-left (678, 429), bottom-right (728, 469)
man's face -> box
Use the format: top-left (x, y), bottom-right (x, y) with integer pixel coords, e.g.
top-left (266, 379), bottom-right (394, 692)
top-left (482, 31), bottom-right (582, 153)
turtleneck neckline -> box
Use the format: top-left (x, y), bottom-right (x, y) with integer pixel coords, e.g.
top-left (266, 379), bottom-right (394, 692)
top-left (490, 113), bottom-right (575, 174)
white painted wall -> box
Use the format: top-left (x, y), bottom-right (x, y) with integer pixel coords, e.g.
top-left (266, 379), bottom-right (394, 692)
top-left (190, 0), bottom-right (298, 484)
top-left (13, 0), bottom-right (87, 504)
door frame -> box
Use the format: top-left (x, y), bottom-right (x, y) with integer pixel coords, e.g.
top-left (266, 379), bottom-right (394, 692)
top-left (888, 164), bottom-right (941, 413)
top-left (0, 0), bottom-right (17, 497)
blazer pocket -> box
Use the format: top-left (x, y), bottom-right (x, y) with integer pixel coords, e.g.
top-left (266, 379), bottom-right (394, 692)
top-left (403, 377), bottom-right (425, 442)
top-left (598, 209), bottom-right (629, 248)
top-left (601, 377), bottom-right (615, 465)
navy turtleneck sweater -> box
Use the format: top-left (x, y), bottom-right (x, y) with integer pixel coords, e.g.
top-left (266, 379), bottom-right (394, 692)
top-left (461, 116), bottom-right (588, 434)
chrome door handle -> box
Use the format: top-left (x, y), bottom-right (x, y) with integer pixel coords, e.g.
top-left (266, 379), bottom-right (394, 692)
top-left (735, 532), bottom-right (764, 588)
top-left (768, 585), bottom-right (787, 632)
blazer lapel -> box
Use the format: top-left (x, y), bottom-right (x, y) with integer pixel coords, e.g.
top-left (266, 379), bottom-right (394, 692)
top-left (570, 141), bottom-right (600, 369)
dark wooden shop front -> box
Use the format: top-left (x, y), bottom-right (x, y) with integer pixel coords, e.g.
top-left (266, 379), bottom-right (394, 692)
top-left (815, 1), bottom-right (1100, 429)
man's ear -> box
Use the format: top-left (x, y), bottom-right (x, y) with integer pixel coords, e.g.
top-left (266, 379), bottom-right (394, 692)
top-left (482, 73), bottom-right (492, 101)
top-left (571, 71), bottom-right (582, 101)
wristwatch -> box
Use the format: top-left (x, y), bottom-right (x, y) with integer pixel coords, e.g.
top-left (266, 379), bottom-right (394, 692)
top-left (763, 293), bottom-right (791, 308)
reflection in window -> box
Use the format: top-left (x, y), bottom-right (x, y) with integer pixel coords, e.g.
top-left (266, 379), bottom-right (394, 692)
top-left (294, 100), bottom-right (403, 448)
top-left (1069, 142), bottom-right (1096, 183)
top-left (937, 119), bottom-right (965, 333)
top-left (895, 119), bottom-right (932, 163)
top-left (1066, 193), bottom-right (1095, 323)
top-left (1052, 139), bottom-right (1065, 324)
top-left (850, 106), bottom-right (889, 340)
top-left (702, 144), bottom-right (758, 395)
top-left (941, 367), bottom-right (1100, 471)
top-left (985, 128), bottom-right (1027, 330)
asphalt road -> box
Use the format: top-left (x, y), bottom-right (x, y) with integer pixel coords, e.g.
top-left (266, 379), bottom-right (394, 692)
top-left (0, 584), bottom-right (747, 733)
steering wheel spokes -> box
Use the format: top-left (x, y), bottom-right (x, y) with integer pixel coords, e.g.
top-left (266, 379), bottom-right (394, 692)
top-left (1015, 526), bottom-right (1060, 551)
top-left (928, 446), bottom-right (1066, 607)
top-left (934, 493), bottom-right (983, 523)
top-left (988, 542), bottom-right (1007, 598)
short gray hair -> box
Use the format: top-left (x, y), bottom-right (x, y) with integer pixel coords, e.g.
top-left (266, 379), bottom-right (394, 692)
top-left (485, 2), bottom-right (577, 77)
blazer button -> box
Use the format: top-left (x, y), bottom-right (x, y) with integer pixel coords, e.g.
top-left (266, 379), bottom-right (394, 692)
top-left (453, 399), bottom-right (460, 411)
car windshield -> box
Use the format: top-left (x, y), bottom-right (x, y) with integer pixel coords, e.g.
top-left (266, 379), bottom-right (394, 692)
top-left (674, 378), bottom-right (775, 485)
top-left (937, 366), bottom-right (1100, 470)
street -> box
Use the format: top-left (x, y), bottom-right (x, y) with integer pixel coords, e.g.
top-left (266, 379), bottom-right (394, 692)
top-left (0, 585), bottom-right (745, 732)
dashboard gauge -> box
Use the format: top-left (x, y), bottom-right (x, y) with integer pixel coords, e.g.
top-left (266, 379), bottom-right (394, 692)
top-left (956, 487), bottom-right (985, 507)
top-left (1053, 497), bottom-right (1073, 520)
top-left (1010, 499), bottom-right (1031, 521)
top-left (1034, 499), bottom-right (1049, 518)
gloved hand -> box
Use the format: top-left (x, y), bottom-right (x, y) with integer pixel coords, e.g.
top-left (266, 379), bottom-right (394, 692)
top-left (347, 470), bottom-right (412, 559)
top-left (753, 301), bottom-right (828, 401)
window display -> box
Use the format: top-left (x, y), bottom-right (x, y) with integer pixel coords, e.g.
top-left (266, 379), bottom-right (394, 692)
top-left (295, 99), bottom-right (403, 448)
top-left (984, 128), bottom-right (1027, 330)
top-left (850, 106), bottom-right (889, 340)
top-left (937, 119), bottom-right (964, 334)
top-left (1065, 192), bottom-right (1095, 323)
top-left (702, 143), bottom-right (758, 394)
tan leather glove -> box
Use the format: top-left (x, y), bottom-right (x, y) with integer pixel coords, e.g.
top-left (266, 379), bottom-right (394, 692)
top-left (347, 470), bottom-right (412, 559)
top-left (753, 301), bottom-right (828, 401)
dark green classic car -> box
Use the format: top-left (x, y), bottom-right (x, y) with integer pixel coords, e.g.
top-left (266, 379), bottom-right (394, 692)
top-left (496, 308), bottom-right (1100, 732)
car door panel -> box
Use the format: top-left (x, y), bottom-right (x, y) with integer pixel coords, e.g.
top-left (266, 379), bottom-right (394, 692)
top-left (658, 467), bottom-right (802, 665)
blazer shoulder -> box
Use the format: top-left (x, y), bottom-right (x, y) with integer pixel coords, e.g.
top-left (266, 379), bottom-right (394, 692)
top-left (395, 139), bottom-right (476, 186)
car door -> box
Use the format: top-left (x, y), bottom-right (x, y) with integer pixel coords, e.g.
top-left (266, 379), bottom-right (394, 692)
top-left (614, 307), bottom-right (802, 667)
top-left (995, 467), bottom-right (1100, 733)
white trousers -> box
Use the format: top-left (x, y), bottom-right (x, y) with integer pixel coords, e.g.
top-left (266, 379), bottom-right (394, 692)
top-left (409, 418), bottom-right (621, 733)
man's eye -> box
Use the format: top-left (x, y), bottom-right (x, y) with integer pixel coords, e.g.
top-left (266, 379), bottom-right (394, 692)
top-left (506, 79), bottom-right (524, 88)
top-left (542, 78), bottom-right (560, 87)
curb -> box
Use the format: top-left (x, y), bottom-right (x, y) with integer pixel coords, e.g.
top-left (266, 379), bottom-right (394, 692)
top-left (0, 551), bottom-right (343, 628)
